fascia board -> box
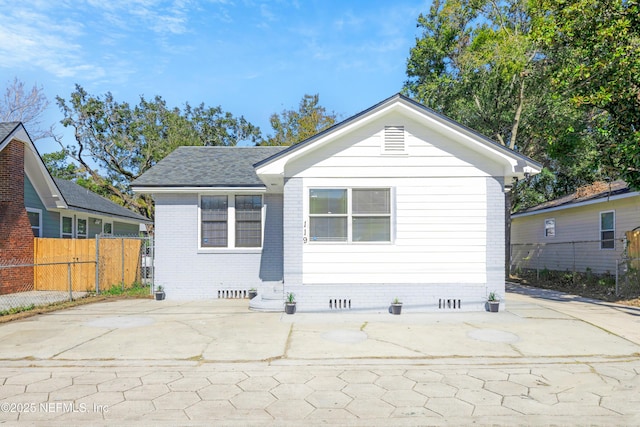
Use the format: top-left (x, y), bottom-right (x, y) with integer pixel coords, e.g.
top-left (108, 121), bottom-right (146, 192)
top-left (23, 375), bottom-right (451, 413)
top-left (132, 186), bottom-right (267, 194)
top-left (4, 124), bottom-right (68, 209)
top-left (395, 102), bottom-right (541, 176)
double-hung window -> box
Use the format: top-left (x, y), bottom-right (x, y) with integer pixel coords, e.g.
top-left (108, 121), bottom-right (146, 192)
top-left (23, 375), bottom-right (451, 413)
top-left (27, 208), bottom-right (41, 237)
top-left (200, 195), bottom-right (263, 249)
top-left (201, 196), bottom-right (229, 247)
top-left (544, 218), bottom-right (555, 237)
top-left (600, 211), bottom-right (615, 249)
top-left (309, 188), bottom-right (391, 243)
top-left (61, 216), bottom-right (73, 238)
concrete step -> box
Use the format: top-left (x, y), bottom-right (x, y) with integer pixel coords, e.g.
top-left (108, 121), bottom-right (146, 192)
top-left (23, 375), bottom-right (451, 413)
top-left (248, 282), bottom-right (284, 312)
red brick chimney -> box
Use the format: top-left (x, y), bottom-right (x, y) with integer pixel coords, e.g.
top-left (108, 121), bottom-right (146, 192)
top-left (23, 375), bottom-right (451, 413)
top-left (0, 137), bottom-right (35, 294)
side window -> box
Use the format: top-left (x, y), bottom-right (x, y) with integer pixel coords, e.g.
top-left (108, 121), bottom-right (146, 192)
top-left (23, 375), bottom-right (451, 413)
top-left (77, 218), bottom-right (88, 239)
top-left (62, 216), bottom-right (73, 238)
top-left (600, 211), bottom-right (615, 249)
top-left (27, 208), bottom-right (42, 237)
top-left (103, 222), bottom-right (113, 235)
top-left (544, 218), bottom-right (555, 237)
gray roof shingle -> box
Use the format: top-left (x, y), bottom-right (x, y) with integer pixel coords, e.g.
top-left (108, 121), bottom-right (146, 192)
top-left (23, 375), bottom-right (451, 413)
top-left (514, 180), bottom-right (632, 215)
top-left (132, 146), bottom-right (288, 187)
top-left (54, 178), bottom-right (150, 222)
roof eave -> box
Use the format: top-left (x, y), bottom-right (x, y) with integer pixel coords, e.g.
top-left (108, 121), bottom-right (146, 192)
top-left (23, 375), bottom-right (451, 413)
top-left (132, 185), bottom-right (268, 194)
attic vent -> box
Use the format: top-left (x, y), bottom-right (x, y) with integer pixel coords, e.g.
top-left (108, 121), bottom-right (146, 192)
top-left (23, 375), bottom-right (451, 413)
top-left (383, 125), bottom-right (406, 154)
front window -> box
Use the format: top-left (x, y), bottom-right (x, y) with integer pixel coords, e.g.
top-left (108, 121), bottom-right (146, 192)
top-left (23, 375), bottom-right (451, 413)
top-left (201, 195), bottom-right (228, 247)
top-left (309, 189), bottom-right (348, 242)
top-left (352, 189), bottom-right (391, 242)
top-left (235, 195), bottom-right (262, 247)
top-left (200, 194), bottom-right (263, 249)
top-left (309, 188), bottom-right (391, 243)
top-left (600, 211), bottom-right (615, 249)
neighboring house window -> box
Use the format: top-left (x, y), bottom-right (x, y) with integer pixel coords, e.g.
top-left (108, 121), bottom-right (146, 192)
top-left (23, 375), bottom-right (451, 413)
top-left (235, 195), bottom-right (262, 247)
top-left (26, 208), bottom-right (42, 237)
top-left (103, 222), bottom-right (113, 235)
top-left (201, 196), bottom-right (228, 247)
top-left (309, 188), bottom-right (391, 243)
top-left (76, 218), bottom-right (88, 239)
top-left (62, 216), bottom-right (73, 238)
top-left (600, 211), bottom-right (615, 249)
top-left (544, 218), bottom-right (555, 237)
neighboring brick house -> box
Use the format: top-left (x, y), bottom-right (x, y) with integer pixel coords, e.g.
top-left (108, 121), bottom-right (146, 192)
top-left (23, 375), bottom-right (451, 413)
top-left (0, 122), bottom-right (150, 294)
top-left (133, 94), bottom-right (541, 312)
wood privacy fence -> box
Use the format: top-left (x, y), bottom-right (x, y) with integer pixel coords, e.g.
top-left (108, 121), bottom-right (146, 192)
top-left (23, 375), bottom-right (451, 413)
top-left (33, 237), bottom-right (143, 292)
top-left (628, 230), bottom-right (640, 268)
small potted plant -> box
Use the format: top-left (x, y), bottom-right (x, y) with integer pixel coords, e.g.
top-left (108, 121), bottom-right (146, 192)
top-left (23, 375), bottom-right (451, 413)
top-left (390, 297), bottom-right (402, 315)
top-left (248, 288), bottom-right (258, 299)
top-left (284, 292), bottom-right (296, 314)
top-left (487, 291), bottom-right (500, 312)
top-left (155, 285), bottom-right (165, 301)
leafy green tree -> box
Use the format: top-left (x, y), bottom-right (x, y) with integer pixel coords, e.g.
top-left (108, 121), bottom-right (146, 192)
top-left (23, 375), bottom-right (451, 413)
top-left (263, 94), bottom-right (338, 146)
top-left (55, 85), bottom-right (262, 219)
top-left (530, 0), bottom-right (640, 189)
top-left (404, 0), bottom-right (616, 208)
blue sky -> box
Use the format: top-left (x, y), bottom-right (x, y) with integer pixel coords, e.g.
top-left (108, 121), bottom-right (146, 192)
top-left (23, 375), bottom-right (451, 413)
top-left (1, 0), bottom-right (429, 151)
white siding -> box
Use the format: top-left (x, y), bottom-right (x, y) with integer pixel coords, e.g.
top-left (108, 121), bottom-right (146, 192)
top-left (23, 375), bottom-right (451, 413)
top-left (511, 195), bottom-right (640, 274)
top-left (287, 115), bottom-right (496, 286)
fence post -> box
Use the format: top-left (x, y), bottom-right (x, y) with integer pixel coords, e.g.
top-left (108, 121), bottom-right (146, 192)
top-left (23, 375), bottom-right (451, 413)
top-left (68, 262), bottom-right (73, 301)
top-left (121, 238), bottom-right (125, 291)
top-left (95, 234), bottom-right (100, 294)
top-left (536, 243), bottom-right (540, 280)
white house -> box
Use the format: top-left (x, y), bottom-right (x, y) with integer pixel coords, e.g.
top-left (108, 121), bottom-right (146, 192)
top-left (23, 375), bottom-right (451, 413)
top-left (511, 181), bottom-right (640, 275)
top-left (132, 94), bottom-right (541, 312)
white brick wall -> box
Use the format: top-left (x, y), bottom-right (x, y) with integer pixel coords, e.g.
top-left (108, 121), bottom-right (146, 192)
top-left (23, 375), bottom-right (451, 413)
top-left (154, 193), bottom-right (284, 300)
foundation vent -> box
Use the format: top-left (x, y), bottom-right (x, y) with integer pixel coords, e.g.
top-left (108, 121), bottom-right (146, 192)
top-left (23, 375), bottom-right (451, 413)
top-left (218, 289), bottom-right (249, 299)
top-left (439, 298), bottom-right (462, 309)
top-left (329, 298), bottom-right (352, 310)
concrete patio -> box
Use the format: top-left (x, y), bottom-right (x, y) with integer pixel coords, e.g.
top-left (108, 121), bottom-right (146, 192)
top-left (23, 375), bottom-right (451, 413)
top-left (0, 283), bottom-right (639, 425)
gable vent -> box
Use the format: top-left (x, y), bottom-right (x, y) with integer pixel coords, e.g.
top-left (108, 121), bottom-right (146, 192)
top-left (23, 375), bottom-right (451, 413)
top-left (383, 125), bottom-right (406, 154)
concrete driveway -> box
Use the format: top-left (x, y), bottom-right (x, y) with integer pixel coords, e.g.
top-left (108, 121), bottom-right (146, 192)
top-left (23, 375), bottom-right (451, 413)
top-left (0, 283), bottom-right (639, 425)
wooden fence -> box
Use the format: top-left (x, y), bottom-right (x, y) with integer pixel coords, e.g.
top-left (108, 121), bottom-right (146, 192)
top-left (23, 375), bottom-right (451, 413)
top-left (628, 230), bottom-right (640, 269)
top-left (33, 238), bottom-right (142, 292)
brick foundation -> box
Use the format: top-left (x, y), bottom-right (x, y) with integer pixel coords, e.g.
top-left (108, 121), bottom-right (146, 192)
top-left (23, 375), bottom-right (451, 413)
top-left (0, 138), bottom-right (34, 294)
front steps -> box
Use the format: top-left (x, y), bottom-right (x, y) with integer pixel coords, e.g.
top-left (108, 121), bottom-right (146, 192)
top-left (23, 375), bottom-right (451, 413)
top-left (248, 282), bottom-right (284, 312)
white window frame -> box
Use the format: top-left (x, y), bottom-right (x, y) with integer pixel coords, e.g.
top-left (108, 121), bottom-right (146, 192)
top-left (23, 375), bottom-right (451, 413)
top-left (544, 218), bottom-right (555, 238)
top-left (198, 193), bottom-right (265, 252)
top-left (103, 221), bottom-right (113, 235)
top-left (308, 187), bottom-right (393, 244)
top-left (61, 215), bottom-right (74, 238)
top-left (26, 208), bottom-right (42, 237)
top-left (76, 216), bottom-right (88, 239)
top-left (600, 210), bottom-right (615, 250)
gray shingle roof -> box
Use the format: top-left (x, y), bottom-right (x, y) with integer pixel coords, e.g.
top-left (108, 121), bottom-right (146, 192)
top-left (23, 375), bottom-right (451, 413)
top-left (514, 180), bottom-right (632, 215)
top-left (132, 146), bottom-right (288, 187)
top-left (54, 178), bottom-right (150, 223)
